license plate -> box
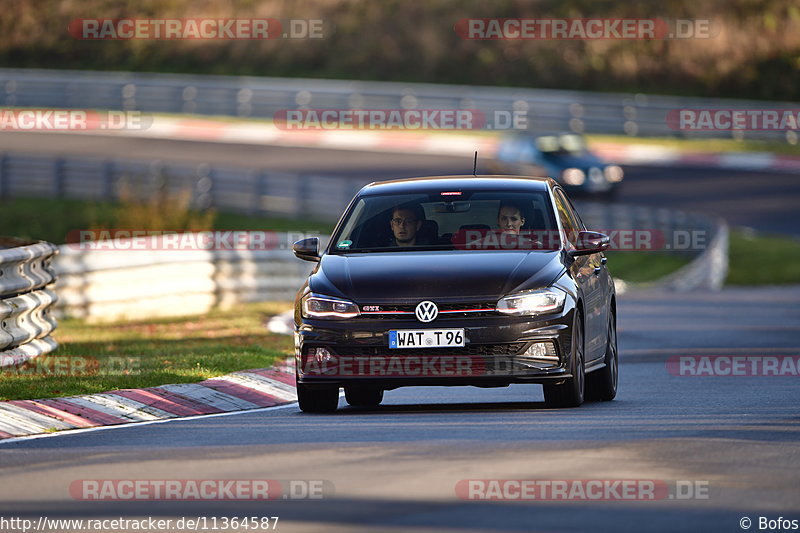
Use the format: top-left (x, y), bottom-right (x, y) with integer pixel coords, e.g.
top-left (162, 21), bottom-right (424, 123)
top-left (389, 329), bottom-right (465, 349)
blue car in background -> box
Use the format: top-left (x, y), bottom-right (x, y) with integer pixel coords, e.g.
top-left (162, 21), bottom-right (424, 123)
top-left (492, 133), bottom-right (624, 196)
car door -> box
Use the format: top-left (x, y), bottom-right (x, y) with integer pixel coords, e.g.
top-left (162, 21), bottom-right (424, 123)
top-left (553, 188), bottom-right (606, 363)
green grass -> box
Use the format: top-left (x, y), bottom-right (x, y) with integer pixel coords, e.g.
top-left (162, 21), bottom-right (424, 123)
top-left (726, 229), bottom-right (800, 285)
top-left (586, 134), bottom-right (800, 156)
top-left (0, 197), bottom-right (334, 244)
top-left (606, 229), bottom-right (800, 285)
top-left (0, 302), bottom-right (294, 401)
top-left (603, 251), bottom-right (693, 283)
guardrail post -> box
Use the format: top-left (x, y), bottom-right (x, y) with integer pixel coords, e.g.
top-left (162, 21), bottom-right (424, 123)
top-left (195, 164), bottom-right (214, 209)
top-left (52, 157), bottom-right (65, 198)
top-left (103, 160), bottom-right (115, 200)
top-left (295, 174), bottom-right (309, 219)
top-left (251, 170), bottom-right (262, 216)
top-left (0, 153), bottom-right (6, 199)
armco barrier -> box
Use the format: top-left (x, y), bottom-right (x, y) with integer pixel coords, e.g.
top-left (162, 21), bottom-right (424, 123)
top-left (0, 152), bottom-right (363, 222)
top-left (576, 202), bottom-right (729, 291)
top-left (53, 235), bottom-right (322, 322)
top-left (657, 222), bottom-right (728, 291)
top-left (0, 237), bottom-right (59, 367)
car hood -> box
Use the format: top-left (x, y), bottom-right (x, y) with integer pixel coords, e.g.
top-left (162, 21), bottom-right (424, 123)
top-left (310, 251), bottom-right (566, 302)
top-left (541, 152), bottom-right (604, 169)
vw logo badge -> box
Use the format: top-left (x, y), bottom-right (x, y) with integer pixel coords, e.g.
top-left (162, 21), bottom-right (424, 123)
top-left (415, 301), bottom-right (438, 323)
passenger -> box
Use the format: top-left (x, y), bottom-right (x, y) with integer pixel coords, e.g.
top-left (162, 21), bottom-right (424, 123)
top-left (389, 203), bottom-right (425, 246)
top-left (497, 202), bottom-right (526, 234)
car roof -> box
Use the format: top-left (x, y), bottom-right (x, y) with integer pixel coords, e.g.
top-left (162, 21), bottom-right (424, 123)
top-left (358, 175), bottom-right (556, 196)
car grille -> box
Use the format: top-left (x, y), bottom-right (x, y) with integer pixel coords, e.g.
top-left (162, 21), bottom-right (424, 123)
top-left (359, 302), bottom-right (498, 319)
top-left (328, 342), bottom-right (527, 357)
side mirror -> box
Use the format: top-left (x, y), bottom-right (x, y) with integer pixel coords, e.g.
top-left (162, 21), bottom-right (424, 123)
top-left (292, 237), bottom-right (320, 262)
top-left (570, 231), bottom-right (610, 256)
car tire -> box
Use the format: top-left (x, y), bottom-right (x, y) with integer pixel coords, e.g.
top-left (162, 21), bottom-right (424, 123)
top-left (587, 310), bottom-right (618, 401)
top-left (344, 387), bottom-right (384, 408)
top-left (297, 383), bottom-right (339, 413)
top-left (543, 311), bottom-right (585, 408)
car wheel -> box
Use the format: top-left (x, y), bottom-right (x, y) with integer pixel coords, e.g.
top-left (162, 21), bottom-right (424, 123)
top-left (543, 311), bottom-right (585, 408)
top-left (587, 310), bottom-right (618, 401)
top-left (344, 386), bottom-right (384, 408)
top-left (297, 383), bottom-right (339, 413)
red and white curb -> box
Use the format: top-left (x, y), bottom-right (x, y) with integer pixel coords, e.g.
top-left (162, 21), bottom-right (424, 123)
top-left (59, 115), bottom-right (800, 174)
top-left (0, 360), bottom-right (297, 440)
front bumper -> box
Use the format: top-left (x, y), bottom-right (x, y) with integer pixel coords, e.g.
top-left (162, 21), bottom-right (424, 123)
top-left (295, 308), bottom-right (575, 389)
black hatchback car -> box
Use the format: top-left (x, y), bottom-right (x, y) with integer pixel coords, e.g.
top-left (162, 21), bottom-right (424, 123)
top-left (292, 175), bottom-right (617, 412)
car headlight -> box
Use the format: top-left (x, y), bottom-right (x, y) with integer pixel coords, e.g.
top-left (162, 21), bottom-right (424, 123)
top-left (561, 168), bottom-right (586, 186)
top-left (604, 165), bottom-right (624, 183)
top-left (302, 294), bottom-right (360, 319)
top-left (496, 288), bottom-right (566, 316)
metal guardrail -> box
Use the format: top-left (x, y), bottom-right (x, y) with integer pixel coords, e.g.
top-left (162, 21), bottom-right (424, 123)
top-left (576, 203), bottom-right (728, 290)
top-left (0, 68), bottom-right (797, 142)
top-left (0, 152), bottom-right (364, 221)
top-left (54, 236), bottom-right (319, 322)
top-left (0, 237), bottom-right (59, 367)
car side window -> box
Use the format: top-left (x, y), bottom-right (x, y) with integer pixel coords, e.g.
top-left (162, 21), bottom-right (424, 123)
top-left (553, 189), bottom-right (581, 245)
top-left (560, 190), bottom-right (587, 231)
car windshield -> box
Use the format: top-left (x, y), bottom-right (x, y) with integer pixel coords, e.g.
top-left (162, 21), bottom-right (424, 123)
top-left (329, 189), bottom-right (560, 253)
top-left (536, 134), bottom-right (587, 155)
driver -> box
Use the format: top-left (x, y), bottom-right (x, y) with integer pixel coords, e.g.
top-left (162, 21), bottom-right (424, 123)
top-left (389, 203), bottom-right (425, 246)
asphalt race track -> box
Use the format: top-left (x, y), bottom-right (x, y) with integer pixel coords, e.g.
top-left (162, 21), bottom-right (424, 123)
top-left (0, 132), bottom-right (798, 532)
top-left (1, 131), bottom-right (800, 236)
